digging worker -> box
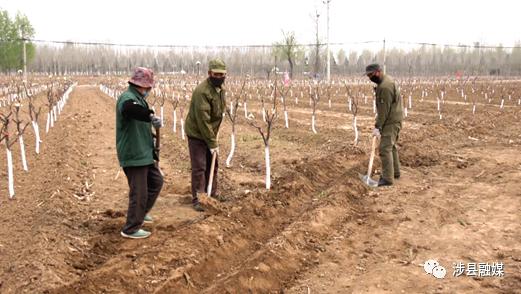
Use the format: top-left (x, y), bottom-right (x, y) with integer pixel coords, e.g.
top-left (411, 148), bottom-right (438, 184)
top-left (365, 63), bottom-right (403, 187)
top-left (116, 67), bottom-right (163, 239)
top-left (185, 59), bottom-right (227, 211)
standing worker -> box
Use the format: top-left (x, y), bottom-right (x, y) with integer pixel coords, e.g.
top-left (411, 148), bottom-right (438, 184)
top-left (116, 67), bottom-right (163, 238)
top-left (365, 63), bottom-right (403, 187)
top-left (185, 59), bottom-right (227, 211)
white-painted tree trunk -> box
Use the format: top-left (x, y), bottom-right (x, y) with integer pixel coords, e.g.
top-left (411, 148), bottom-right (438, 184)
top-left (53, 106), bottom-right (58, 122)
top-left (262, 107), bottom-right (266, 122)
top-left (180, 118), bottom-right (185, 140)
top-left (32, 121), bottom-right (41, 154)
top-left (244, 102), bottom-right (248, 118)
top-left (348, 98), bottom-right (352, 111)
top-left (500, 99), bottom-right (504, 109)
top-left (173, 109), bottom-right (177, 133)
top-left (284, 110), bottom-right (289, 128)
top-left (328, 99), bottom-right (331, 108)
top-left (46, 112), bottom-right (51, 133)
top-left (408, 95), bottom-right (412, 109)
top-left (437, 99), bottom-right (440, 111)
top-left (225, 131), bottom-right (236, 167)
top-left (311, 114), bottom-right (317, 134)
top-left (160, 106), bottom-right (164, 125)
top-left (19, 136), bottom-right (28, 172)
top-left (472, 104), bottom-right (476, 115)
top-left (404, 107), bottom-right (408, 117)
top-left (264, 145), bottom-right (271, 190)
top-left (230, 101), bottom-right (234, 116)
top-left (6, 148), bottom-right (14, 198)
top-left (353, 116), bottom-right (358, 144)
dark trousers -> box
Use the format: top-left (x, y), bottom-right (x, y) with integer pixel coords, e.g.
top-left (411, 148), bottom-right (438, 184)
top-left (122, 164), bottom-right (163, 234)
top-left (188, 137), bottom-right (218, 202)
top-left (379, 123), bottom-right (401, 183)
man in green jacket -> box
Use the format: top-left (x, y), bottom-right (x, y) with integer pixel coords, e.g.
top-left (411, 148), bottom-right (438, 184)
top-left (184, 59), bottom-right (227, 211)
top-left (365, 63), bottom-right (403, 186)
top-left (116, 67), bottom-right (163, 238)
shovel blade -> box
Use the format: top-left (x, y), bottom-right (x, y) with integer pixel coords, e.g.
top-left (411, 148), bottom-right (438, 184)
top-left (358, 173), bottom-right (378, 188)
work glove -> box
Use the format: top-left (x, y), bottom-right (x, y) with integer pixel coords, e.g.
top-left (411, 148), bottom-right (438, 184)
top-left (372, 128), bottom-right (381, 137)
top-left (210, 147), bottom-right (219, 155)
top-left (150, 114), bottom-right (162, 129)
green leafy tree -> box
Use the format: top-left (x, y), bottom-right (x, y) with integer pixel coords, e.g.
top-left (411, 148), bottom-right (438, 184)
top-left (0, 9), bottom-right (35, 72)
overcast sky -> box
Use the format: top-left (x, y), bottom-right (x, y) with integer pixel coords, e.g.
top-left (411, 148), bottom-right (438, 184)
top-left (1, 0), bottom-right (519, 51)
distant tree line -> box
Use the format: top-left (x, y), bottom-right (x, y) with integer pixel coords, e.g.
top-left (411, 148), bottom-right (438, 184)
top-left (28, 42), bottom-right (521, 78)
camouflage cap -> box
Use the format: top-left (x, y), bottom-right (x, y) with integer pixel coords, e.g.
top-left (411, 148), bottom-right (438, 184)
top-left (129, 67), bottom-right (155, 88)
top-left (208, 59), bottom-right (227, 74)
top-left (364, 63), bottom-right (381, 75)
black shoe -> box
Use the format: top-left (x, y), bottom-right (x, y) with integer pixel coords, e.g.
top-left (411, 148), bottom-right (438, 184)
top-left (394, 174), bottom-right (400, 179)
top-left (193, 202), bottom-right (205, 212)
top-left (378, 178), bottom-right (393, 187)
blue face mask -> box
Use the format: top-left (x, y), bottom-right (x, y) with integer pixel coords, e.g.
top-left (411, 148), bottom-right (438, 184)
top-left (142, 90), bottom-right (149, 98)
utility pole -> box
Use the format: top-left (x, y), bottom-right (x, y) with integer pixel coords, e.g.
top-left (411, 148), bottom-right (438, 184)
top-left (324, 0), bottom-right (331, 81)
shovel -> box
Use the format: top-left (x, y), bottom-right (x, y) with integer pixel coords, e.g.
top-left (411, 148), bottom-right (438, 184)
top-left (207, 151), bottom-right (217, 196)
top-left (198, 151), bottom-right (222, 212)
top-left (359, 135), bottom-right (379, 188)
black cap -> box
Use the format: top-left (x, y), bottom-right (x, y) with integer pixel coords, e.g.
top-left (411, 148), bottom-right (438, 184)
top-left (364, 63), bottom-right (381, 75)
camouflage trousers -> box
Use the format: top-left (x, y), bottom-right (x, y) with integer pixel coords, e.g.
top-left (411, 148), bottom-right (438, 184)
top-left (379, 123), bottom-right (401, 183)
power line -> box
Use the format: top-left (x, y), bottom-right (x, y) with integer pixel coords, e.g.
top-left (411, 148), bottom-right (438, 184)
top-left (1, 38), bottom-right (519, 50)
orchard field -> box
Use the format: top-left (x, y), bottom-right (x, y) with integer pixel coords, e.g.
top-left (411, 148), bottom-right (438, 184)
top-left (0, 74), bottom-right (520, 293)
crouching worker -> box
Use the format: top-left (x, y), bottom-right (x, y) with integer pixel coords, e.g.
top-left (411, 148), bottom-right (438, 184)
top-left (116, 67), bottom-right (163, 239)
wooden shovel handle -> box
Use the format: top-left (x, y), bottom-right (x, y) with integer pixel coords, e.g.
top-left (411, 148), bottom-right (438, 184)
top-left (367, 136), bottom-right (377, 178)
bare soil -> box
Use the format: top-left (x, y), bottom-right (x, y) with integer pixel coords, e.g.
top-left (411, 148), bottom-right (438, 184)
top-left (0, 80), bottom-right (519, 293)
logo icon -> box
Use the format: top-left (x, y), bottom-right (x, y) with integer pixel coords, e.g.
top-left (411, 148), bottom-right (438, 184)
top-left (423, 259), bottom-right (446, 279)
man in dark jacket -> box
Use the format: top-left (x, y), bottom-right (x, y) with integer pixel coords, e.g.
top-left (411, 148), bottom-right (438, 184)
top-left (184, 59), bottom-right (227, 211)
top-left (116, 67), bottom-right (163, 238)
top-left (365, 63), bottom-right (403, 187)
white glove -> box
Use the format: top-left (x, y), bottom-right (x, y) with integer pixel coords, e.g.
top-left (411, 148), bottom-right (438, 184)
top-left (150, 114), bottom-right (162, 128)
top-left (372, 128), bottom-right (381, 137)
top-left (210, 147), bottom-right (219, 155)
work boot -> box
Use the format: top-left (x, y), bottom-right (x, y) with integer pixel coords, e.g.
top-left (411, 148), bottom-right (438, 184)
top-left (377, 178), bottom-right (393, 187)
top-left (193, 201), bottom-right (204, 212)
top-left (394, 174), bottom-right (401, 180)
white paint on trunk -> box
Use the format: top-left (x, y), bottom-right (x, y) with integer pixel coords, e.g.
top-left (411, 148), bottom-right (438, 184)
top-left (437, 99), bottom-right (440, 111)
top-left (230, 101), bottom-right (234, 116)
top-left (265, 145), bottom-right (271, 190)
top-left (404, 107), bottom-right (408, 117)
top-left (19, 136), bottom-right (28, 171)
top-left (311, 114), bottom-right (317, 134)
top-left (46, 112), bottom-right (51, 133)
top-left (284, 110), bottom-right (289, 128)
top-left (32, 121), bottom-right (41, 154)
top-left (225, 132), bottom-right (236, 168)
top-left (500, 99), bottom-right (504, 109)
top-left (328, 99), bottom-right (331, 108)
top-left (6, 148), bottom-right (14, 198)
top-left (472, 104), bottom-right (476, 115)
top-left (348, 98), bottom-right (352, 111)
top-left (244, 102), bottom-right (248, 118)
top-left (173, 109), bottom-right (177, 133)
top-left (353, 116), bottom-right (358, 144)
top-left (180, 118), bottom-right (186, 140)
top-left (160, 106), bottom-right (164, 125)
top-left (408, 95), bottom-right (412, 109)
top-left (262, 107), bottom-right (266, 122)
